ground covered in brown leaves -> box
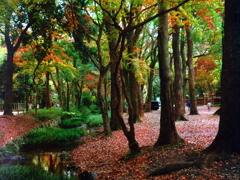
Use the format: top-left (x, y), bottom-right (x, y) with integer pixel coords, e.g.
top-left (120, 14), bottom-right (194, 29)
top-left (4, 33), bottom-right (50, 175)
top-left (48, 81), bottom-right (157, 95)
top-left (0, 114), bottom-right (41, 146)
top-left (1, 106), bottom-right (240, 179)
top-left (71, 106), bottom-right (240, 180)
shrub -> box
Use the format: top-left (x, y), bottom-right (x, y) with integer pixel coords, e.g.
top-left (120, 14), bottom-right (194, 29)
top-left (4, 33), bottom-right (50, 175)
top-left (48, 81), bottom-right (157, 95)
top-left (82, 91), bottom-right (92, 106)
top-left (0, 141), bottom-right (19, 161)
top-left (89, 104), bottom-right (101, 114)
top-left (59, 117), bottom-right (84, 128)
top-left (61, 111), bottom-right (75, 120)
top-left (80, 106), bottom-right (91, 114)
top-left (28, 107), bottom-right (62, 121)
top-left (0, 166), bottom-right (76, 180)
top-left (86, 114), bottom-right (103, 127)
top-left (22, 127), bottom-right (84, 149)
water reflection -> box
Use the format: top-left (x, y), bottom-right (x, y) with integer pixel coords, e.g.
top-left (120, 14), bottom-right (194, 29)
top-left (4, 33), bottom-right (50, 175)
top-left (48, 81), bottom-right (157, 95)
top-left (1, 151), bottom-right (78, 179)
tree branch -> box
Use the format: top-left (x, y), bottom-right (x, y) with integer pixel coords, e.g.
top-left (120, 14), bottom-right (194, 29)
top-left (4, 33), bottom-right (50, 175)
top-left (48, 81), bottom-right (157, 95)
top-left (124, 0), bottom-right (190, 33)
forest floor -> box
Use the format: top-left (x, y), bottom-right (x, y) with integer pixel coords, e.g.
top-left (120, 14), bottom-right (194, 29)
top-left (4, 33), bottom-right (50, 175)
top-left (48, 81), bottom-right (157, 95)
top-left (1, 106), bottom-right (240, 179)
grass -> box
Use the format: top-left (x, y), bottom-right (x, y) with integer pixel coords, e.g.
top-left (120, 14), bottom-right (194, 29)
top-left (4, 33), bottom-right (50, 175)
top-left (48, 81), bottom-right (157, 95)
top-left (22, 127), bottom-right (84, 149)
top-left (28, 107), bottom-right (62, 121)
top-left (60, 113), bottom-right (103, 128)
top-left (59, 117), bottom-right (84, 128)
top-left (0, 141), bottom-right (20, 161)
top-left (0, 166), bottom-right (77, 180)
top-left (86, 114), bottom-right (103, 127)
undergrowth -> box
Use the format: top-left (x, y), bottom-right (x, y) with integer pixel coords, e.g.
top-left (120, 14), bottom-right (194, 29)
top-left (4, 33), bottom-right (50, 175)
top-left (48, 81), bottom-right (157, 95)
top-left (21, 127), bottom-right (84, 148)
top-left (0, 165), bottom-right (77, 180)
top-left (28, 107), bottom-right (62, 121)
top-left (0, 141), bottom-right (19, 161)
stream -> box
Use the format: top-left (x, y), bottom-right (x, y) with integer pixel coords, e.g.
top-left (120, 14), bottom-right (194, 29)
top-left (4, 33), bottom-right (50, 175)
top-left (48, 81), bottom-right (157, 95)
top-left (0, 125), bottom-right (97, 179)
top-left (0, 144), bottom-right (79, 179)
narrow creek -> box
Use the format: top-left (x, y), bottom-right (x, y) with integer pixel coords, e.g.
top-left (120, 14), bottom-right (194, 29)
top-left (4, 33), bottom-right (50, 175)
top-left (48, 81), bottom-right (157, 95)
top-left (0, 143), bottom-right (80, 179)
top-left (0, 128), bottom-right (96, 179)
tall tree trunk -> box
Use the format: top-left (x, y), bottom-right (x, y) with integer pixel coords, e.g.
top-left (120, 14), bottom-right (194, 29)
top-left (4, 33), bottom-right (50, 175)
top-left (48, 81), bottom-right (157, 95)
top-left (180, 29), bottom-right (187, 110)
top-left (154, 1), bottom-right (183, 146)
top-left (126, 29), bottom-right (141, 123)
top-left (145, 48), bottom-right (158, 112)
top-left (98, 72), bottom-right (112, 136)
top-left (34, 84), bottom-right (39, 115)
top-left (66, 80), bottom-right (70, 111)
top-left (205, 0), bottom-right (240, 154)
top-left (110, 61), bottom-right (123, 130)
top-left (172, 24), bottom-right (187, 121)
top-left (126, 26), bottom-right (144, 122)
top-left (105, 20), bottom-right (122, 131)
top-left (3, 9), bottom-right (34, 115)
top-left (4, 48), bottom-right (14, 115)
top-left (115, 66), bottom-right (141, 154)
top-left (46, 72), bottom-right (52, 108)
top-left (186, 28), bottom-right (199, 115)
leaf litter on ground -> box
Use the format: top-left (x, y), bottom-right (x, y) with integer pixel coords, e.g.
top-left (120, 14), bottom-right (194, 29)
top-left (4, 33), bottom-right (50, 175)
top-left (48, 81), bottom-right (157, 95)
top-left (1, 106), bottom-right (240, 179)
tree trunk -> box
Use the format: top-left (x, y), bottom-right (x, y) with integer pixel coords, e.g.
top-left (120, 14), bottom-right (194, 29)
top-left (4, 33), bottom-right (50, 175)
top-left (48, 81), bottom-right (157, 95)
top-left (115, 66), bottom-right (141, 154)
top-left (110, 61), bottom-right (123, 130)
top-left (98, 71), bottom-right (112, 136)
top-left (126, 31), bottom-right (141, 122)
top-left (180, 29), bottom-right (187, 110)
top-left (66, 80), bottom-right (70, 111)
top-left (3, 8), bottom-right (34, 115)
top-left (129, 71), bottom-right (141, 123)
top-left (34, 84), bottom-right (39, 115)
top-left (186, 28), bottom-right (199, 115)
top-left (4, 48), bottom-right (14, 115)
top-left (145, 48), bottom-right (158, 112)
top-left (205, 0), bottom-right (240, 154)
top-left (172, 24), bottom-right (187, 121)
top-left (46, 72), bottom-right (52, 108)
top-left (126, 26), bottom-right (144, 122)
top-left (154, 1), bottom-right (184, 146)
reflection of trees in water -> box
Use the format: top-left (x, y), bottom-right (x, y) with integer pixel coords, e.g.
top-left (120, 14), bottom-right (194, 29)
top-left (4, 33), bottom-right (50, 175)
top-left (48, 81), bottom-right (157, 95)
top-left (30, 152), bottom-right (77, 178)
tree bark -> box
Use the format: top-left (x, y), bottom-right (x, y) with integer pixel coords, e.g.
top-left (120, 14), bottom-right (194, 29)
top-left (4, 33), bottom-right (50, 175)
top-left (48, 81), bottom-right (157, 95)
top-left (98, 72), bottom-right (112, 136)
top-left (145, 47), bottom-right (158, 112)
top-left (4, 47), bottom-right (14, 115)
top-left (3, 7), bottom-right (34, 115)
top-left (126, 29), bottom-right (142, 123)
top-left (205, 0), bottom-right (240, 154)
top-left (104, 17), bottom-right (122, 131)
top-left (154, 1), bottom-right (184, 146)
top-left (110, 61), bottom-right (123, 130)
top-left (172, 24), bottom-right (187, 121)
top-left (186, 28), bottom-right (199, 115)
top-left (180, 29), bottom-right (187, 110)
top-left (46, 72), bottom-right (52, 108)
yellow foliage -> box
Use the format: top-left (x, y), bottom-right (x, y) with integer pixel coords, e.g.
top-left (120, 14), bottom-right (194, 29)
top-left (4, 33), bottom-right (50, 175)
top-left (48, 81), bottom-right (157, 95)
top-left (82, 87), bottom-right (90, 93)
top-left (129, 58), bottom-right (150, 85)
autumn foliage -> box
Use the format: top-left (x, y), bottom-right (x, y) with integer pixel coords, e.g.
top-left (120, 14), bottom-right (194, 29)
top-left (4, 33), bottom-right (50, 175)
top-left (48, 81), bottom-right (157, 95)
top-left (194, 56), bottom-right (218, 93)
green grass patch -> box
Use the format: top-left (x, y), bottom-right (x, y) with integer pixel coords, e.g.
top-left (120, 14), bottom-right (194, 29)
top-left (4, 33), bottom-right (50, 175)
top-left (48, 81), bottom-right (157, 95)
top-left (0, 141), bottom-right (20, 161)
top-left (86, 114), bottom-right (103, 127)
top-left (59, 117), bottom-right (84, 128)
top-left (22, 127), bottom-right (84, 149)
top-left (28, 107), bottom-right (62, 121)
top-left (0, 165), bottom-right (76, 180)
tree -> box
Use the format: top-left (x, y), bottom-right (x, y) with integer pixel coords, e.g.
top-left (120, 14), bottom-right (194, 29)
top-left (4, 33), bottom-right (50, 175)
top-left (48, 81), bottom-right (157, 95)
top-left (154, 0), bottom-right (184, 146)
top-left (194, 56), bottom-right (218, 94)
top-left (0, 0), bottom-right (35, 115)
top-left (186, 26), bottom-right (199, 115)
top-left (63, 0), bottom-right (112, 135)
top-left (171, 15), bottom-right (187, 121)
top-left (205, 0), bottom-right (240, 154)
